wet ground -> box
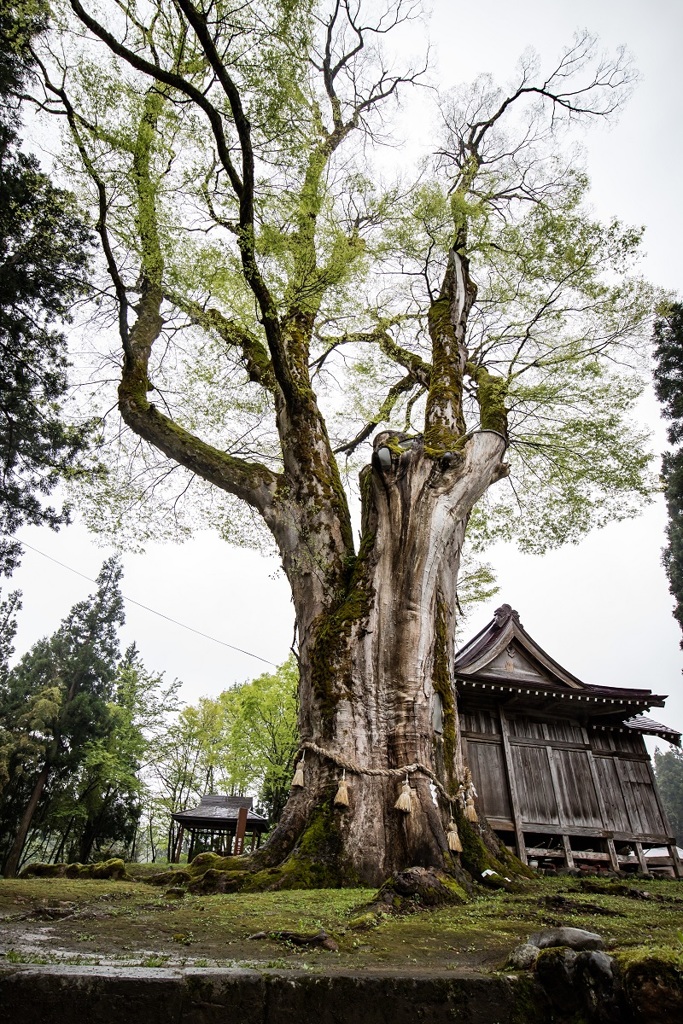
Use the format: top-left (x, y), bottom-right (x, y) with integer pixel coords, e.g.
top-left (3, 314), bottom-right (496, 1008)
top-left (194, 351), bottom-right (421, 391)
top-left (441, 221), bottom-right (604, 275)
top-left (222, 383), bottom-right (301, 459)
top-left (1, 875), bottom-right (682, 974)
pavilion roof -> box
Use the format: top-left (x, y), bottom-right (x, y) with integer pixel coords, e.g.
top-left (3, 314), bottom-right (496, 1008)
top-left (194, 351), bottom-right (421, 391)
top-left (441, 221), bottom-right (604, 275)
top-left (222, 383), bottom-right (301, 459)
top-left (171, 794), bottom-right (269, 831)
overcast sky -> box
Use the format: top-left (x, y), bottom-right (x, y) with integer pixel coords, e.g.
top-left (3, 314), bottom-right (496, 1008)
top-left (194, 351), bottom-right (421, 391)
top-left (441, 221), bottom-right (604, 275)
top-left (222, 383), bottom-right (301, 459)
top-left (8, 0), bottom-right (683, 746)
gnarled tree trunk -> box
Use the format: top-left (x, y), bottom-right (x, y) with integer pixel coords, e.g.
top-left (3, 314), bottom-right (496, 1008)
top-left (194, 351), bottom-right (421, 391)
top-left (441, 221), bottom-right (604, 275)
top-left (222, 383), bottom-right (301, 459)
top-left (53, 9), bottom-right (518, 886)
top-left (255, 429), bottom-right (508, 887)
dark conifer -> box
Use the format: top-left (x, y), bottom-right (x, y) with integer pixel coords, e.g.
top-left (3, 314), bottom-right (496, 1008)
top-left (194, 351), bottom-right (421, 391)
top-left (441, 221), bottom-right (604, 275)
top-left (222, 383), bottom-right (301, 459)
top-left (653, 303), bottom-right (683, 643)
top-left (0, 2), bottom-right (93, 576)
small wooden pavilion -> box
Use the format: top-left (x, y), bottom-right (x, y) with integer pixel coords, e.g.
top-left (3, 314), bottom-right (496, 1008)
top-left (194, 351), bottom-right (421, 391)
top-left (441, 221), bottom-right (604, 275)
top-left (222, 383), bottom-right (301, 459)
top-left (454, 605), bottom-right (682, 876)
top-left (171, 795), bottom-right (269, 860)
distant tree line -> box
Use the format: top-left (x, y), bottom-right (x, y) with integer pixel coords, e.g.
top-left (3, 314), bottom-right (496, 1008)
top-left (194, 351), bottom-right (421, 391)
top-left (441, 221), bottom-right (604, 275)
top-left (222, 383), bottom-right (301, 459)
top-left (0, 559), bottom-right (298, 875)
top-left (654, 746), bottom-right (683, 845)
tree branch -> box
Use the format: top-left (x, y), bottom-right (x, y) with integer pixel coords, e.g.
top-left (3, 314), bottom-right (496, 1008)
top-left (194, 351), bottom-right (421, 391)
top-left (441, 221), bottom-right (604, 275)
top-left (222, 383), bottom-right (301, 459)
top-left (163, 291), bottom-right (276, 390)
top-left (334, 372), bottom-right (416, 454)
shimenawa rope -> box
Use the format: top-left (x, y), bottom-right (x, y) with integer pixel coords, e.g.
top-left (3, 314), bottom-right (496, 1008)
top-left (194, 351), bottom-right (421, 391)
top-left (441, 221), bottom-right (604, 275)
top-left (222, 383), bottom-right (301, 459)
top-left (296, 740), bottom-right (466, 807)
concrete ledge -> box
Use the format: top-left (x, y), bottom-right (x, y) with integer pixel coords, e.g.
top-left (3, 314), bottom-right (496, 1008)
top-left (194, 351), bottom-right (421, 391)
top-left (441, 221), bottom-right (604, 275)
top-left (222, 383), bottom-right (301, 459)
top-left (0, 964), bottom-right (536, 1024)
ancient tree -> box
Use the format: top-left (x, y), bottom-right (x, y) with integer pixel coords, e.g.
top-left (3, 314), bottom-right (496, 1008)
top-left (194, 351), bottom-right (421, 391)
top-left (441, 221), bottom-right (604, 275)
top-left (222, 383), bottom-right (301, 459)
top-left (35, 1), bottom-right (654, 885)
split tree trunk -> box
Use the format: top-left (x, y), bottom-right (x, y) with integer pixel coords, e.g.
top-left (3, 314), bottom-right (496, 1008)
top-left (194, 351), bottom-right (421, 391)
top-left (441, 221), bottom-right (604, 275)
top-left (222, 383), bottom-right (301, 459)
top-left (256, 429), bottom-right (508, 887)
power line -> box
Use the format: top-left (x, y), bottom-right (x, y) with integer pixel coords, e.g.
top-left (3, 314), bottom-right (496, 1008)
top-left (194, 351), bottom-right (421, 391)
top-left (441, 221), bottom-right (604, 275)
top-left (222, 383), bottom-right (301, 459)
top-left (19, 540), bottom-right (278, 667)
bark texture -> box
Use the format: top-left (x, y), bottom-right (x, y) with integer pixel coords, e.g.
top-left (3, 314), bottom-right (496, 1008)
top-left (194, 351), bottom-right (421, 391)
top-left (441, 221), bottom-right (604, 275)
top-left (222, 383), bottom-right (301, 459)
top-left (258, 427), bottom-right (508, 886)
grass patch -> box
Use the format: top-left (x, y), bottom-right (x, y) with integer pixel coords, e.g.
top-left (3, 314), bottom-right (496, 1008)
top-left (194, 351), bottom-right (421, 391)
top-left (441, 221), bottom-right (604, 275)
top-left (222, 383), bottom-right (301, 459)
top-left (1, 874), bottom-right (682, 972)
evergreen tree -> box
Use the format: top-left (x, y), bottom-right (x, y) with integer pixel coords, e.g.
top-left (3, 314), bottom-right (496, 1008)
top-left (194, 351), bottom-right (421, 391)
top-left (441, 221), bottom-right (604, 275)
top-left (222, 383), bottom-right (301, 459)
top-left (0, 557), bottom-right (125, 875)
top-left (654, 745), bottom-right (683, 844)
top-left (652, 303), bottom-right (683, 642)
top-left (40, 645), bottom-right (178, 864)
top-left (0, 1), bottom-right (93, 577)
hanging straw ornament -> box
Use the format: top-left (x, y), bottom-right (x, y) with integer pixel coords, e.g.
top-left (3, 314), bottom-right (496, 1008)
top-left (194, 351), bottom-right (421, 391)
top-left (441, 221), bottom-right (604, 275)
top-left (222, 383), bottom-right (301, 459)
top-left (462, 766), bottom-right (478, 821)
top-left (447, 818), bottom-right (463, 853)
top-left (394, 776), bottom-right (413, 813)
top-left (292, 752), bottom-right (305, 788)
top-left (465, 788), bottom-right (478, 822)
top-left (334, 769), bottom-right (350, 808)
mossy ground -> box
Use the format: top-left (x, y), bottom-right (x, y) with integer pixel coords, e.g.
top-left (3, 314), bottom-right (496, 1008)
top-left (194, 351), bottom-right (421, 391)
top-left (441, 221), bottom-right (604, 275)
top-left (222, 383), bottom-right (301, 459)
top-left (1, 873), bottom-right (682, 974)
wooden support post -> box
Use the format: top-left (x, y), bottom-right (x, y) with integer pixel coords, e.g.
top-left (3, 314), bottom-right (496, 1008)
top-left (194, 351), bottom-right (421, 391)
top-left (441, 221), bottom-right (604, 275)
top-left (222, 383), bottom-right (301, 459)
top-left (498, 707), bottom-right (528, 865)
top-left (562, 835), bottom-right (575, 871)
top-left (233, 806), bottom-right (248, 855)
top-left (634, 842), bottom-right (648, 874)
top-left (668, 843), bottom-right (683, 879)
top-left (606, 838), bottom-right (620, 873)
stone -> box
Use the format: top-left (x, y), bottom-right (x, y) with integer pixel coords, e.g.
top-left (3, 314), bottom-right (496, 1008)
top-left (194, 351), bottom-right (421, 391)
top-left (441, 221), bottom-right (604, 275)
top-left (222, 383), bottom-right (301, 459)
top-left (622, 954), bottom-right (683, 1024)
top-left (574, 950), bottom-right (621, 1023)
top-left (529, 926), bottom-right (604, 951)
top-left (506, 943), bottom-right (540, 970)
top-left (577, 950), bottom-right (613, 983)
top-left (535, 947), bottom-right (580, 1014)
top-left (535, 947), bottom-right (623, 1024)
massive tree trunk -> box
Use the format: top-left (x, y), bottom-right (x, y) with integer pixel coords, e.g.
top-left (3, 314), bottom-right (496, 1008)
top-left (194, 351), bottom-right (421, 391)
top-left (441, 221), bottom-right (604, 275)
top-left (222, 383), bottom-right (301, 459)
top-left (54, 13), bottom-right (517, 886)
top-left (254, 429), bottom-right (508, 887)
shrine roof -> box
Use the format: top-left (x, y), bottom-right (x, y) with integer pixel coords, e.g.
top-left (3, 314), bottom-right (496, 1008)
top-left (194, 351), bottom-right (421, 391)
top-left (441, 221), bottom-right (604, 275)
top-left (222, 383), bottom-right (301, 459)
top-left (454, 603), bottom-right (669, 712)
top-left (623, 714), bottom-right (681, 746)
top-left (171, 794), bottom-right (269, 830)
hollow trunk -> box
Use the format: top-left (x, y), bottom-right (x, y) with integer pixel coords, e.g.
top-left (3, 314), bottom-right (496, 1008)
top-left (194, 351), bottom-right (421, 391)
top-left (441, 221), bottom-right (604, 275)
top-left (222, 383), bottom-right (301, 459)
top-left (255, 430), bottom-right (508, 888)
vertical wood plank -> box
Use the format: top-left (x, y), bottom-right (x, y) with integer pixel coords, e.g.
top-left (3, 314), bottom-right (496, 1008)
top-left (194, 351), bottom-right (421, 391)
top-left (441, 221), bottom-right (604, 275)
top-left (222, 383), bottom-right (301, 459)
top-left (499, 707), bottom-right (528, 864)
top-left (547, 748), bottom-right (568, 829)
top-left (582, 724), bottom-right (618, 868)
top-left (562, 834), bottom-right (575, 871)
top-left (613, 757), bottom-right (639, 834)
top-left (645, 756), bottom-right (673, 839)
top-left (233, 806), bottom-right (248, 855)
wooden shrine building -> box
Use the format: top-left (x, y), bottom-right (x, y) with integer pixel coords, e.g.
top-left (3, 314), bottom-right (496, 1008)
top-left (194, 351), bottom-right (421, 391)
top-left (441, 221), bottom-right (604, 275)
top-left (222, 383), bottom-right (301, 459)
top-left (454, 605), bottom-right (682, 876)
top-left (172, 795), bottom-right (269, 860)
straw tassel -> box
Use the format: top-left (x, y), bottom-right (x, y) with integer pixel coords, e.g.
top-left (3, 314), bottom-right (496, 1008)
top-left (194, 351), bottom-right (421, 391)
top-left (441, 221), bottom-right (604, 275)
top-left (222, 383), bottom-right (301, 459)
top-left (465, 791), bottom-right (478, 823)
top-left (334, 770), bottom-right (349, 808)
top-left (462, 767), bottom-right (478, 821)
top-left (394, 777), bottom-right (413, 813)
top-left (447, 819), bottom-right (463, 853)
top-left (292, 752), bottom-right (305, 788)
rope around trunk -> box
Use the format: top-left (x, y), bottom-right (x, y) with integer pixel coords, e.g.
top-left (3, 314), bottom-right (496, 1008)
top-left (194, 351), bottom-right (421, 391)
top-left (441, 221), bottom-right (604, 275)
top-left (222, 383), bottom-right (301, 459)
top-left (298, 740), bottom-right (464, 806)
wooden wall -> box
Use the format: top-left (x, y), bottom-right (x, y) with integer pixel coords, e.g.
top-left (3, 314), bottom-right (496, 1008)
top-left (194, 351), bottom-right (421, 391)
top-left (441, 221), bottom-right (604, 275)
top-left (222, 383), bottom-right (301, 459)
top-left (460, 705), bottom-right (670, 844)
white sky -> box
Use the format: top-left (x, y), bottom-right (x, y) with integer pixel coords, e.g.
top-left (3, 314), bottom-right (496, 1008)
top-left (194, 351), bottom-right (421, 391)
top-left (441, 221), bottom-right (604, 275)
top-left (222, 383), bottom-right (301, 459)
top-left (8, 0), bottom-right (683, 746)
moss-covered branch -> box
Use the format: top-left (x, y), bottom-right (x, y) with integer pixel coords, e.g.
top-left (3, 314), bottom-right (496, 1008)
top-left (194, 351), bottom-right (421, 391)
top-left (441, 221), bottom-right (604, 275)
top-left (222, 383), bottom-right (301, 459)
top-left (164, 291), bottom-right (276, 391)
top-left (119, 86), bottom-right (280, 514)
top-left (466, 362), bottom-right (509, 440)
top-left (424, 250), bottom-right (476, 453)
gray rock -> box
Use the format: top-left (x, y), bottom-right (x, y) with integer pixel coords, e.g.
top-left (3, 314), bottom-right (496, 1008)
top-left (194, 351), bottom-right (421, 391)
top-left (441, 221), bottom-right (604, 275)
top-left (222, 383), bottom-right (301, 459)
top-left (506, 943), bottom-right (541, 970)
top-left (535, 948), bottom-right (579, 1012)
top-left (574, 950), bottom-right (620, 1023)
top-left (576, 949), bottom-right (613, 982)
top-left (529, 926), bottom-right (604, 951)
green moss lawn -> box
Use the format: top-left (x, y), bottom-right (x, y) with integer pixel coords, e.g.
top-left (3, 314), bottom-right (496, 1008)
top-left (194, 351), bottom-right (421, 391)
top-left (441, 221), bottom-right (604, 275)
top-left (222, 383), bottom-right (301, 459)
top-left (1, 873), bottom-right (682, 974)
